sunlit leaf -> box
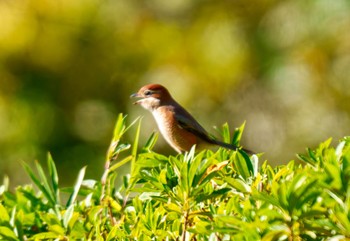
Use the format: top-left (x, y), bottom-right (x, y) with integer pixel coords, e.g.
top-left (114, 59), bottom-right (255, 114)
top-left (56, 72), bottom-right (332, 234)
top-left (63, 204), bottom-right (74, 228)
top-left (232, 121), bottom-right (246, 146)
top-left (22, 161), bottom-right (56, 206)
top-left (66, 166), bottom-right (86, 207)
top-left (232, 151), bottom-right (253, 180)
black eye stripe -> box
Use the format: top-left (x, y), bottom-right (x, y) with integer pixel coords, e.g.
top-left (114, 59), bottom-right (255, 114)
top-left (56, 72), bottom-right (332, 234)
top-left (144, 90), bottom-right (152, 96)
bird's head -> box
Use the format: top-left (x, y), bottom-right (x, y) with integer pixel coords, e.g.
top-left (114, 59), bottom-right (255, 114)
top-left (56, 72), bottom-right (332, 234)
top-left (131, 84), bottom-right (172, 111)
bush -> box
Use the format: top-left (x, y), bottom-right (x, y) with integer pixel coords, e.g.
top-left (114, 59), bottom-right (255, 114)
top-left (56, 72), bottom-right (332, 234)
top-left (0, 114), bottom-right (349, 240)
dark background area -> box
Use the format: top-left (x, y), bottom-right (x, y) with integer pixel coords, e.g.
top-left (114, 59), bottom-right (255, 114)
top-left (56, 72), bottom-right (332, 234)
top-left (0, 0), bottom-right (349, 186)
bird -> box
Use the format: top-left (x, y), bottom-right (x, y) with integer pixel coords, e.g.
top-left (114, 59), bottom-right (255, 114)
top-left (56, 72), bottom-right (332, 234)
top-left (131, 83), bottom-right (252, 154)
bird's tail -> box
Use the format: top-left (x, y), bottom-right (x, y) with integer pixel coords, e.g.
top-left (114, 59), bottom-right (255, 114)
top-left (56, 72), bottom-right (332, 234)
top-left (211, 139), bottom-right (254, 155)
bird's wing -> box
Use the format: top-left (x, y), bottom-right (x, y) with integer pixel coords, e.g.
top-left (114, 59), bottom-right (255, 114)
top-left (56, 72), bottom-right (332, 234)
top-left (175, 109), bottom-right (254, 154)
top-left (175, 112), bottom-right (215, 144)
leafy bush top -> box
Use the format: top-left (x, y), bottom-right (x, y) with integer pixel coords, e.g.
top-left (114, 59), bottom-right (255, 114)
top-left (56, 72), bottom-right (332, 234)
top-left (0, 114), bottom-right (349, 240)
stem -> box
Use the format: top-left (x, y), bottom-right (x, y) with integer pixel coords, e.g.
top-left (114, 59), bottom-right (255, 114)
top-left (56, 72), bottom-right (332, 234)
top-left (100, 159), bottom-right (110, 202)
top-left (182, 210), bottom-right (189, 241)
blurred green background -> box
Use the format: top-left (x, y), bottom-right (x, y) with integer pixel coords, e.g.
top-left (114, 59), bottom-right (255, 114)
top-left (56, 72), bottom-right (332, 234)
top-left (0, 0), bottom-right (349, 186)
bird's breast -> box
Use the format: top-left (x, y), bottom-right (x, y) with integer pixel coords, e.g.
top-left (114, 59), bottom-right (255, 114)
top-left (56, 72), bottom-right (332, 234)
top-left (152, 107), bottom-right (197, 153)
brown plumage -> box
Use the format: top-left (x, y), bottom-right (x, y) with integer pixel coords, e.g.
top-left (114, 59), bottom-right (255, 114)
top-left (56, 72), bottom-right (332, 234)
top-left (131, 84), bottom-right (252, 154)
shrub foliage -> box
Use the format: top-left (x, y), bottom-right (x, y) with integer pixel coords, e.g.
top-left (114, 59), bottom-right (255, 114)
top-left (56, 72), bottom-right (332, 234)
top-left (0, 114), bottom-right (349, 240)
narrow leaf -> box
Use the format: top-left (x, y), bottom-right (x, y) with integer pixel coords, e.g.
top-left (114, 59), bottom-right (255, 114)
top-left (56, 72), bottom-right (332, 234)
top-left (22, 161), bottom-right (55, 206)
top-left (63, 205), bottom-right (75, 228)
top-left (232, 121), bottom-right (246, 146)
top-left (66, 166), bottom-right (86, 207)
top-left (232, 152), bottom-right (251, 180)
top-left (109, 156), bottom-right (133, 172)
top-left (143, 132), bottom-right (158, 152)
top-left (47, 153), bottom-right (60, 204)
top-left (36, 160), bottom-right (56, 204)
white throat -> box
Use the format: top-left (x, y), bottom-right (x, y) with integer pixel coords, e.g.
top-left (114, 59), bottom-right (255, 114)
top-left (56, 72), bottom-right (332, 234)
top-left (139, 97), bottom-right (160, 111)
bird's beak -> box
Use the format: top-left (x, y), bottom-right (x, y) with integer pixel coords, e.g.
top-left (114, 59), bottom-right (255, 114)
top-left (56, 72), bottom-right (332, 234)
top-left (130, 93), bottom-right (141, 98)
top-left (130, 92), bottom-right (143, 105)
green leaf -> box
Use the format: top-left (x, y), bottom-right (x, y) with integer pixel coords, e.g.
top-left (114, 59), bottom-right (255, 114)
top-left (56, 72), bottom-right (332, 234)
top-left (0, 204), bottom-right (10, 223)
top-left (192, 155), bottom-right (214, 187)
top-left (262, 230), bottom-right (289, 241)
top-left (113, 113), bottom-right (127, 141)
top-left (109, 156), bottom-right (133, 172)
top-left (221, 122), bottom-right (231, 143)
top-left (16, 210), bottom-right (36, 227)
top-left (106, 225), bottom-right (124, 241)
top-left (66, 166), bottom-right (86, 207)
top-left (113, 143), bottom-right (131, 155)
top-left (188, 151), bottom-right (205, 188)
top-left (232, 151), bottom-right (253, 180)
top-left (0, 226), bottom-right (19, 241)
top-left (132, 117), bottom-right (142, 157)
top-left (106, 114), bottom-right (140, 162)
top-left (179, 158), bottom-right (190, 195)
top-left (35, 160), bottom-right (56, 203)
top-left (47, 153), bottom-right (60, 205)
top-left (253, 190), bottom-right (285, 213)
top-left (232, 121), bottom-right (246, 146)
top-left (31, 232), bottom-right (61, 240)
top-left (195, 188), bottom-right (231, 202)
top-left (143, 132), bottom-right (158, 152)
top-left (129, 117), bottom-right (142, 188)
top-left (22, 161), bottom-right (56, 206)
top-left (0, 176), bottom-right (9, 196)
top-left (333, 206), bottom-right (350, 234)
top-left (288, 176), bottom-right (318, 212)
top-left (335, 140), bottom-right (346, 159)
top-left (225, 177), bottom-right (251, 193)
top-left (48, 224), bottom-right (65, 235)
top-left (40, 212), bottom-right (61, 226)
top-left (63, 204), bottom-right (75, 228)
top-left (164, 203), bottom-right (182, 214)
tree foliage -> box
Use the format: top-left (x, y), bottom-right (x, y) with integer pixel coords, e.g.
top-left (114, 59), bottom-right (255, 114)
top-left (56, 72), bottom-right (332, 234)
top-left (0, 114), bottom-right (349, 240)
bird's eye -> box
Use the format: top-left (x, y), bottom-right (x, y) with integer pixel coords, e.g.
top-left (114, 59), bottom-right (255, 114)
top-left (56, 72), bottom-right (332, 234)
top-left (144, 90), bottom-right (152, 96)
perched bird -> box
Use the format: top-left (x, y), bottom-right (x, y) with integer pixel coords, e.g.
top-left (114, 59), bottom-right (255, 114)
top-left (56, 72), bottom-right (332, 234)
top-left (131, 84), bottom-right (252, 154)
